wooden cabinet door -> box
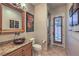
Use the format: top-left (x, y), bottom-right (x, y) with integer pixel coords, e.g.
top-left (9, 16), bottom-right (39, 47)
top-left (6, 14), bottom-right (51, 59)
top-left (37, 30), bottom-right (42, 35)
top-left (25, 48), bottom-right (32, 56)
top-left (6, 48), bottom-right (23, 56)
top-left (22, 43), bottom-right (32, 56)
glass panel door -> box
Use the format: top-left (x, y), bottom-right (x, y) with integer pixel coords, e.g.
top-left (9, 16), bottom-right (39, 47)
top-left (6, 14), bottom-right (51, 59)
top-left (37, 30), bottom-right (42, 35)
top-left (53, 16), bottom-right (62, 43)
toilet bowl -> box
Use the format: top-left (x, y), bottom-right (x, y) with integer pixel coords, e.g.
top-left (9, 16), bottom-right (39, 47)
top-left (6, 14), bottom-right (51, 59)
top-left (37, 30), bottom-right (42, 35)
top-left (33, 44), bottom-right (42, 51)
top-left (30, 38), bottom-right (42, 55)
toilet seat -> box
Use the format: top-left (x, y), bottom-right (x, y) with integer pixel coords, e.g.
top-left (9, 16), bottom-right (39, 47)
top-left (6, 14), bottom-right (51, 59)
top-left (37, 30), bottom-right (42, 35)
top-left (33, 44), bottom-right (42, 51)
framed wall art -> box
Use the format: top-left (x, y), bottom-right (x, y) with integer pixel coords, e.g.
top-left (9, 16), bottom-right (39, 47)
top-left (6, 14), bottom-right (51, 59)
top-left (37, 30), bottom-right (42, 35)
top-left (15, 21), bottom-right (19, 28)
top-left (10, 20), bottom-right (14, 28)
top-left (26, 12), bottom-right (34, 32)
top-left (69, 4), bottom-right (79, 26)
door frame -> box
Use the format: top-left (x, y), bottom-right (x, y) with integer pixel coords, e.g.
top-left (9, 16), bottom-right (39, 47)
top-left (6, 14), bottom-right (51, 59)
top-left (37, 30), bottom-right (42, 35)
top-left (53, 16), bottom-right (63, 44)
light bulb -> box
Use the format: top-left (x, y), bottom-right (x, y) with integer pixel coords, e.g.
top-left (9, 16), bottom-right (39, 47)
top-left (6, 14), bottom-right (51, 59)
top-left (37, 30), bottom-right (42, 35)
top-left (21, 3), bottom-right (26, 7)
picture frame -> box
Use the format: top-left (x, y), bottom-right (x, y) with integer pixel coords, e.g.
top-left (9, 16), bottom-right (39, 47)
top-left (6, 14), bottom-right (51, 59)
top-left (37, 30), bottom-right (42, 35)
top-left (72, 10), bottom-right (79, 26)
top-left (69, 4), bottom-right (74, 26)
top-left (10, 20), bottom-right (14, 28)
top-left (15, 21), bottom-right (19, 28)
top-left (69, 4), bottom-right (79, 27)
top-left (26, 12), bottom-right (34, 32)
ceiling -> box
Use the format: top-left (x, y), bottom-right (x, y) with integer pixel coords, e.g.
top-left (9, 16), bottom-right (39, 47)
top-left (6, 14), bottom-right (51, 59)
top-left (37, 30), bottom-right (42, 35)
top-left (31, 3), bottom-right (66, 13)
top-left (48, 3), bottom-right (66, 9)
top-left (31, 3), bottom-right (40, 6)
top-left (31, 3), bottom-right (66, 8)
top-left (47, 3), bottom-right (66, 13)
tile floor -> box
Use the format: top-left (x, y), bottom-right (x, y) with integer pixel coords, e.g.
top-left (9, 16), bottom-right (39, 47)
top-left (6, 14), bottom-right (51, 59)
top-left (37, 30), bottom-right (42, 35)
top-left (41, 45), bottom-right (66, 56)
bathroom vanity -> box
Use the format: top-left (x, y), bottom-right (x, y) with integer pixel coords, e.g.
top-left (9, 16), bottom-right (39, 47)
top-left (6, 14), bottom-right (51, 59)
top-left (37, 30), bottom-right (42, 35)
top-left (0, 40), bottom-right (32, 56)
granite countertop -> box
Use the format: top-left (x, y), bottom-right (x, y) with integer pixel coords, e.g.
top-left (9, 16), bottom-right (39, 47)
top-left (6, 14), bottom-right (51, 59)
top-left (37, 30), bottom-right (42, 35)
top-left (0, 40), bottom-right (32, 56)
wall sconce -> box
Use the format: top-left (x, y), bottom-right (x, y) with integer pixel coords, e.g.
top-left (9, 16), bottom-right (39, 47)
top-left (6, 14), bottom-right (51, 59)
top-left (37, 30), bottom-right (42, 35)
top-left (15, 3), bottom-right (26, 9)
top-left (21, 3), bottom-right (26, 9)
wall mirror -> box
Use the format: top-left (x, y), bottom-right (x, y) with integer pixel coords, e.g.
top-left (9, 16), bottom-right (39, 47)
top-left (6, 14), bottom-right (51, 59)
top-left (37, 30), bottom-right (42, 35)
top-left (0, 3), bottom-right (25, 33)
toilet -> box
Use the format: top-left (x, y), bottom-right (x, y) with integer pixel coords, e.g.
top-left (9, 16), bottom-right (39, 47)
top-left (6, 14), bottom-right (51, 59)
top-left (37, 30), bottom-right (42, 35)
top-left (30, 38), bottom-right (42, 56)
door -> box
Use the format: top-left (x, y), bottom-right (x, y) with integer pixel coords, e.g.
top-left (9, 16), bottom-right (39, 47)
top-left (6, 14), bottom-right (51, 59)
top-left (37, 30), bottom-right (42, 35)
top-left (53, 16), bottom-right (62, 44)
top-left (22, 43), bottom-right (32, 56)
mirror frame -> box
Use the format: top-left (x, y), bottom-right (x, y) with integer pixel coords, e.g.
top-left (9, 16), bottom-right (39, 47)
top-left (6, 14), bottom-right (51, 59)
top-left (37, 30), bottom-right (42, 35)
top-left (0, 3), bottom-right (25, 33)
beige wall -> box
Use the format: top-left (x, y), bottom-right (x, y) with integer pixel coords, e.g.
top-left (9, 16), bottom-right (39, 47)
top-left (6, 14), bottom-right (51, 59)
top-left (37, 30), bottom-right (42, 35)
top-left (50, 5), bottom-right (67, 48)
top-left (34, 4), bottom-right (48, 50)
top-left (0, 4), bottom-right (35, 42)
top-left (24, 4), bottom-right (35, 40)
top-left (66, 3), bottom-right (79, 56)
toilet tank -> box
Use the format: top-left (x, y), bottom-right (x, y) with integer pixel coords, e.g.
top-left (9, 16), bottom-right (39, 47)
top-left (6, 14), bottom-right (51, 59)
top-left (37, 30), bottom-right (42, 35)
top-left (30, 38), bottom-right (35, 44)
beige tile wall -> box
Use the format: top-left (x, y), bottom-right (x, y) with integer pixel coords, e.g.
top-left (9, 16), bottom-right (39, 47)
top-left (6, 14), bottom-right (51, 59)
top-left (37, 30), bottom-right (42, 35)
top-left (34, 4), bottom-right (48, 50)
